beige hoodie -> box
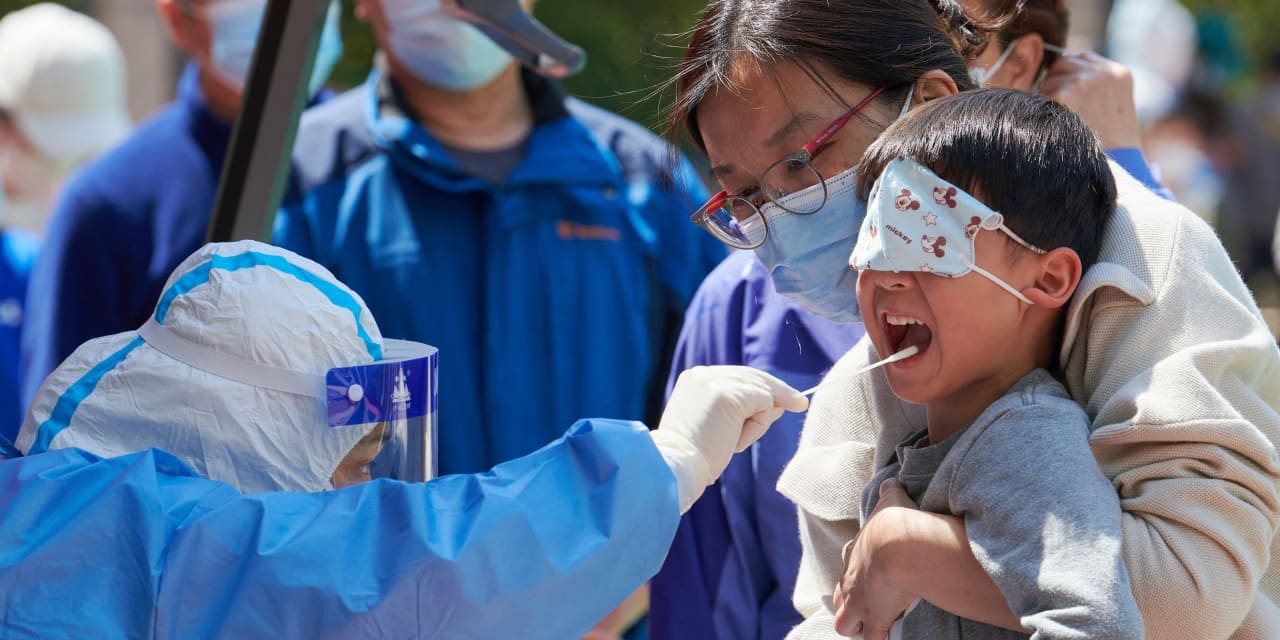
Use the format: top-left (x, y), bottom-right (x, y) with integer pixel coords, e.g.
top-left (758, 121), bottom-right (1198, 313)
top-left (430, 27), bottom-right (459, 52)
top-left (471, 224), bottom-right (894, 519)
top-left (778, 162), bottom-right (1280, 639)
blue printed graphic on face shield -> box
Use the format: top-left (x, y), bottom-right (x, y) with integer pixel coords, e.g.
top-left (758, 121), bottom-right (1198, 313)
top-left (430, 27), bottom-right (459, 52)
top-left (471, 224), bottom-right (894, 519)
top-left (327, 340), bottom-right (438, 483)
top-left (752, 164), bottom-right (866, 323)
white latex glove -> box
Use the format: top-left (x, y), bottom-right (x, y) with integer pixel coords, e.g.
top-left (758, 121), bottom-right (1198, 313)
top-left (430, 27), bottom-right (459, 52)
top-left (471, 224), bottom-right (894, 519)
top-left (651, 365), bottom-right (808, 513)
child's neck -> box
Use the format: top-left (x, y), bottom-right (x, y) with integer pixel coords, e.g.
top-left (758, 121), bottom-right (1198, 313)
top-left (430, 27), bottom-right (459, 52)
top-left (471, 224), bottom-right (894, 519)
top-left (923, 362), bottom-right (1037, 445)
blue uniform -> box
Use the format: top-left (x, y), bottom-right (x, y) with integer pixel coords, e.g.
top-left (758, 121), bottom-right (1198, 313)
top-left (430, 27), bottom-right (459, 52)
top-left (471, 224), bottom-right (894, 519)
top-left (0, 228), bottom-right (37, 439)
top-left (649, 151), bottom-right (1168, 639)
top-left (20, 65), bottom-right (230, 410)
top-left (276, 70), bottom-right (723, 475)
top-left (650, 250), bottom-right (863, 640)
top-left (0, 418), bottom-right (678, 639)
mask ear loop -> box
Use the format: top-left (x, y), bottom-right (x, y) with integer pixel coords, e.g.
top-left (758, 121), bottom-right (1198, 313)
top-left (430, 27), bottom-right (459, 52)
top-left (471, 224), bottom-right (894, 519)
top-left (970, 37), bottom-right (1020, 88)
top-left (1032, 42), bottom-right (1070, 93)
top-left (967, 215), bottom-right (1047, 305)
top-left (898, 83), bottom-right (916, 119)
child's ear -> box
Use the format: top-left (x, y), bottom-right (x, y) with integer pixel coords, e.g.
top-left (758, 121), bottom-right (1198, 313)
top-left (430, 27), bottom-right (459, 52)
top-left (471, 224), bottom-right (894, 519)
top-left (1019, 247), bottom-right (1082, 309)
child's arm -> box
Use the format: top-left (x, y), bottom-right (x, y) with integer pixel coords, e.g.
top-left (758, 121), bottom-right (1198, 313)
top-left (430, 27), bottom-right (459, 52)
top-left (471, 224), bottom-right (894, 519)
top-left (833, 483), bottom-right (1023, 639)
top-left (945, 401), bottom-right (1144, 638)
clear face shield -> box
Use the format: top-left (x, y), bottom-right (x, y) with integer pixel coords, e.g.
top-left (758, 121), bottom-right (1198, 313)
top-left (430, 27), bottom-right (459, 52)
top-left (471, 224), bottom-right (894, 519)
top-left (137, 318), bottom-right (438, 488)
top-left (326, 340), bottom-right (439, 487)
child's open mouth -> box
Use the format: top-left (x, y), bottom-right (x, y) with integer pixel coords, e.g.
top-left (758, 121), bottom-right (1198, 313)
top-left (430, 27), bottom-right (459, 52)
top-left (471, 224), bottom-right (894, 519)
top-left (884, 313), bottom-right (932, 358)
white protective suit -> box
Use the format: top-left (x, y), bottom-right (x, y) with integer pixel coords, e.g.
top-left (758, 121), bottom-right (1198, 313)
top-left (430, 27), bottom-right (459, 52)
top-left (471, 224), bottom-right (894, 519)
top-left (17, 240), bottom-right (386, 492)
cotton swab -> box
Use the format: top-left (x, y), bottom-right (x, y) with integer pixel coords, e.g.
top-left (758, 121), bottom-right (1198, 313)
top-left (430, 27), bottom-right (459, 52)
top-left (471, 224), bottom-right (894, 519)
top-left (799, 345), bottom-right (919, 398)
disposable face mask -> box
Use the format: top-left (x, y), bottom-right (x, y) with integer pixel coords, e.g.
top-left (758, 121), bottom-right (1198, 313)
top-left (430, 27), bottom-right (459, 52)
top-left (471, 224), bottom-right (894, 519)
top-left (968, 38), bottom-right (1019, 88)
top-left (850, 156), bottom-right (1045, 304)
top-left (751, 85), bottom-right (916, 322)
top-left (382, 0), bottom-right (514, 91)
top-left (754, 165), bottom-right (865, 322)
top-left (207, 0), bottom-right (343, 98)
top-left (0, 141), bottom-right (69, 233)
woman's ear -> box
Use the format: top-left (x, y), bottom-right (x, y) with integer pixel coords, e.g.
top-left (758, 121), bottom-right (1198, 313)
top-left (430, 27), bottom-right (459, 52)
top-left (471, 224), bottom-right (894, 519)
top-left (1019, 247), bottom-right (1082, 309)
top-left (913, 69), bottom-right (960, 108)
top-left (1001, 34), bottom-right (1047, 92)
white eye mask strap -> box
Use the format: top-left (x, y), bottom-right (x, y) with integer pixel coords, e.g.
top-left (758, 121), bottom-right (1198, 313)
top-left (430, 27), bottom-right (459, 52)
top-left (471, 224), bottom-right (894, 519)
top-left (962, 257), bottom-right (1036, 305)
top-left (967, 217), bottom-right (1046, 305)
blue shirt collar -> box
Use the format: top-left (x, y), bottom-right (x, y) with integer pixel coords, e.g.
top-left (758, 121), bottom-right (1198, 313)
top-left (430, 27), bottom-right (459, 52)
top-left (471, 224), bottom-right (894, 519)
top-left (363, 65), bottom-right (621, 189)
top-left (176, 62), bottom-right (235, 172)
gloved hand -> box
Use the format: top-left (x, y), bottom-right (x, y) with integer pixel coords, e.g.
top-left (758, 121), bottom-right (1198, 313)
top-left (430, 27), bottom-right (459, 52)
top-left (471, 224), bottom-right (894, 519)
top-left (652, 365), bottom-right (808, 513)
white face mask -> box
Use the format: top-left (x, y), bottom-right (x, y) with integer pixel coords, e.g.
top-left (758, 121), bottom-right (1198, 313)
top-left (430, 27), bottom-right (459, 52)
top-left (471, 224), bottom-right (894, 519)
top-left (0, 140), bottom-right (69, 233)
top-left (381, 0), bottom-right (514, 91)
top-left (206, 0), bottom-right (343, 98)
top-left (968, 38), bottom-right (1019, 88)
top-left (851, 156), bottom-right (1045, 304)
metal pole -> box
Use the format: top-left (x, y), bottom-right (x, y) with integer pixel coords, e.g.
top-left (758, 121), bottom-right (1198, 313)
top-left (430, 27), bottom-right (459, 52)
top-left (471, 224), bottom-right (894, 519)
top-left (205, 0), bottom-right (327, 243)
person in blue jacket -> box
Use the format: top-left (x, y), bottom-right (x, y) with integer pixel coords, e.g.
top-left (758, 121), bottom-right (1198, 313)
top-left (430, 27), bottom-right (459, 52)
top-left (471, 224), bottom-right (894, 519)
top-left (647, 0), bottom-right (1172, 636)
top-left (0, 239), bottom-right (809, 639)
top-left (19, 0), bottom-right (343, 411)
top-left (274, 0), bottom-right (725, 479)
top-left (0, 225), bottom-right (36, 440)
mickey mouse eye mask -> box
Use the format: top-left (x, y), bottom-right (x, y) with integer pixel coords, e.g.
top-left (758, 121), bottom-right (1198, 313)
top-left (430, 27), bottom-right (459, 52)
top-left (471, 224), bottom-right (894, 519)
top-left (849, 157), bottom-right (1045, 304)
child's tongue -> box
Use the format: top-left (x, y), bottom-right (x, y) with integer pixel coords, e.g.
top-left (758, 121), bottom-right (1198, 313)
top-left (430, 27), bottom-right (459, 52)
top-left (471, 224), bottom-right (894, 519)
top-left (895, 322), bottom-right (933, 354)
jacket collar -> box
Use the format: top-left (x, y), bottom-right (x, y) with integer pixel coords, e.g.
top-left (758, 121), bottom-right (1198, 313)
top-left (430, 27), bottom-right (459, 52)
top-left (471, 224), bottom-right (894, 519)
top-left (177, 63), bottom-right (234, 171)
top-left (362, 60), bottom-right (621, 190)
top-left (1059, 160), bottom-right (1163, 362)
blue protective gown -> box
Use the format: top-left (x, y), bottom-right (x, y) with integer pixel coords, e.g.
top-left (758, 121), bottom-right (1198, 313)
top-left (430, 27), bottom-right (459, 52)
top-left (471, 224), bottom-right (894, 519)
top-left (276, 69), bottom-right (723, 476)
top-left (0, 228), bottom-right (37, 440)
top-left (649, 250), bottom-right (864, 640)
top-left (648, 151), bottom-right (1169, 639)
top-left (0, 419), bottom-right (678, 639)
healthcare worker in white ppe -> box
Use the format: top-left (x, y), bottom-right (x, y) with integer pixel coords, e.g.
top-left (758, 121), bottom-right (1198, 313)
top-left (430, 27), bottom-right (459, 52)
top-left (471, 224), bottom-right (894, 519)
top-left (0, 240), bottom-right (806, 639)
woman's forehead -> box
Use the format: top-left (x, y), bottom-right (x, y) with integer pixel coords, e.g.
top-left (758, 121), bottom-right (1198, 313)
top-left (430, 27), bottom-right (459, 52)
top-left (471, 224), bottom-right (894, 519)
top-left (697, 62), bottom-right (871, 176)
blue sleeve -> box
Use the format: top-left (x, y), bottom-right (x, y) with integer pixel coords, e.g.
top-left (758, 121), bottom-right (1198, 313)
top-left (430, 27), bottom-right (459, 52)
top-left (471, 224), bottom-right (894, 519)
top-left (0, 419), bottom-right (679, 639)
top-left (1107, 147), bottom-right (1176, 201)
top-left (650, 259), bottom-right (750, 640)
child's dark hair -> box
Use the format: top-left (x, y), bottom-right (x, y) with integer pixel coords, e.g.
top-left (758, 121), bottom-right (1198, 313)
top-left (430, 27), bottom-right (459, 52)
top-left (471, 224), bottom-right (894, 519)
top-left (857, 89), bottom-right (1116, 269)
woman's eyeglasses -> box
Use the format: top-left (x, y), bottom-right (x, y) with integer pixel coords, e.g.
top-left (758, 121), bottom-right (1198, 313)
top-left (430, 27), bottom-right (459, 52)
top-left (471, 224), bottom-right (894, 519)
top-left (691, 86), bottom-right (887, 249)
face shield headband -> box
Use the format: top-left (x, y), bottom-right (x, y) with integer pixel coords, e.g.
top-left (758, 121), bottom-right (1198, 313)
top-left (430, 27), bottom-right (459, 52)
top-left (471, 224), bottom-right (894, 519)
top-left (137, 319), bottom-right (439, 483)
top-left (850, 156), bottom-right (1045, 305)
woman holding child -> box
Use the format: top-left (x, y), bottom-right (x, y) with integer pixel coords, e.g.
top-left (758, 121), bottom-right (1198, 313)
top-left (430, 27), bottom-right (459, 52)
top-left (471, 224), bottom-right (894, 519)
top-left (671, 0), bottom-right (1280, 638)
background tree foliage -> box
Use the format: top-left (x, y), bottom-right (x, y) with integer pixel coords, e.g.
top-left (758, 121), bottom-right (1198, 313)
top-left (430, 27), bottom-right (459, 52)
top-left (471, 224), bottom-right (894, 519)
top-left (329, 0), bottom-right (707, 134)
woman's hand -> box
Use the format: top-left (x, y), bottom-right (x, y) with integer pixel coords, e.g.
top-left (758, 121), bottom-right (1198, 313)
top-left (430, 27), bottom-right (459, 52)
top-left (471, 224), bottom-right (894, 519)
top-left (831, 480), bottom-right (919, 639)
top-left (1040, 51), bottom-right (1143, 151)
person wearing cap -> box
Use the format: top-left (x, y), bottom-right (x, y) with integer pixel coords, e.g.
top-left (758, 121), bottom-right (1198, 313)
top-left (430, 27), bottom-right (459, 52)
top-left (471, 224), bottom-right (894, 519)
top-left (18, 0), bottom-right (343, 420)
top-left (0, 3), bottom-right (131, 236)
top-left (2, 239), bottom-right (807, 638)
top-left (276, 2), bottom-right (722, 480)
top-left (0, 3), bottom-right (127, 439)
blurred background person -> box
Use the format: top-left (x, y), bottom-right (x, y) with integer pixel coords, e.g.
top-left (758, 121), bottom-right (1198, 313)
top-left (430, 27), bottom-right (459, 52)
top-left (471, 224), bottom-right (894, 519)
top-left (276, 0), bottom-right (720, 490)
top-left (274, 3), bottom-right (724, 636)
top-left (17, 0), bottom-right (342, 421)
top-left (0, 2), bottom-right (129, 236)
top-left (0, 2), bottom-right (129, 438)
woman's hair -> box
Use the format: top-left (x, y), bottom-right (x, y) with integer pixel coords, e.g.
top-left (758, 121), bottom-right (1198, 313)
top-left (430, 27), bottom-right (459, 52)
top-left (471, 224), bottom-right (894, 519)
top-left (976, 0), bottom-right (1069, 71)
top-left (667, 0), bottom-right (1020, 150)
top-left (857, 89), bottom-right (1116, 270)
